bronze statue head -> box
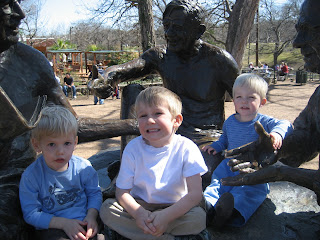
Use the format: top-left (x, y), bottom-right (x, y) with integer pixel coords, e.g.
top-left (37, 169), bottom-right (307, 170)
top-left (0, 0), bottom-right (25, 51)
top-left (162, 0), bottom-right (206, 55)
top-left (163, 0), bottom-right (205, 26)
top-left (293, 0), bottom-right (320, 73)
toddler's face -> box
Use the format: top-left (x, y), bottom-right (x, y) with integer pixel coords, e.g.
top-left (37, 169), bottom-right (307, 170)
top-left (136, 102), bottom-right (181, 148)
top-left (233, 86), bottom-right (265, 122)
top-left (32, 133), bottom-right (77, 172)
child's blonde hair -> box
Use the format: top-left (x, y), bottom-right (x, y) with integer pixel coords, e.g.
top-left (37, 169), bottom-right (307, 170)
top-left (233, 73), bottom-right (268, 99)
top-left (31, 106), bottom-right (78, 140)
top-left (135, 86), bottom-right (182, 118)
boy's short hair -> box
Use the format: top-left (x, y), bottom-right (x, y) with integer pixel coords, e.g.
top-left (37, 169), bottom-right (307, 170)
top-left (135, 86), bottom-right (182, 118)
top-left (233, 73), bottom-right (268, 99)
top-left (31, 106), bottom-right (78, 140)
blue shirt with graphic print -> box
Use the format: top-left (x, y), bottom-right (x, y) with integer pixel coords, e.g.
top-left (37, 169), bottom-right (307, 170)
top-left (19, 155), bottom-right (102, 229)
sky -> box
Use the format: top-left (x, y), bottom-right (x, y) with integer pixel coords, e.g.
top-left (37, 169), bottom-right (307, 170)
top-left (38, 0), bottom-right (289, 34)
top-left (39, 0), bottom-right (97, 34)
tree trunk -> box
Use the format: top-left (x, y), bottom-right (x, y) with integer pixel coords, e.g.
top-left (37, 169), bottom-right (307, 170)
top-left (226, 0), bottom-right (260, 69)
top-left (138, 0), bottom-right (156, 52)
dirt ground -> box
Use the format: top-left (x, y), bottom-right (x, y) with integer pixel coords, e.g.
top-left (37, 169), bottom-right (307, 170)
top-left (72, 79), bottom-right (320, 170)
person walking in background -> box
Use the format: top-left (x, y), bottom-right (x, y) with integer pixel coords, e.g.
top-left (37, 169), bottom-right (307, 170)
top-left (112, 85), bottom-right (120, 100)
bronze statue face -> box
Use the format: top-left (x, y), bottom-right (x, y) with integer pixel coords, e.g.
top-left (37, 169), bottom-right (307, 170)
top-left (0, 0), bottom-right (25, 50)
top-left (293, 0), bottom-right (320, 73)
top-left (163, 8), bottom-right (200, 54)
top-left (162, 0), bottom-right (205, 55)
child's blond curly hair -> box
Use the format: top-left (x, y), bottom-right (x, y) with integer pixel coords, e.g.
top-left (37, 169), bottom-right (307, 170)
top-left (31, 105), bottom-right (78, 140)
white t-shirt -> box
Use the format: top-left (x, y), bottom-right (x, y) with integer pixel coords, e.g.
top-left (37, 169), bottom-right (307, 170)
top-left (116, 134), bottom-right (208, 204)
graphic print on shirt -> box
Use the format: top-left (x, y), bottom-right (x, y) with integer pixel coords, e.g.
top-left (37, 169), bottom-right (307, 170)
top-left (42, 183), bottom-right (81, 210)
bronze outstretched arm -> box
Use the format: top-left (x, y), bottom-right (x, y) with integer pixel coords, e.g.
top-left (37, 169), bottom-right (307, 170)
top-left (77, 118), bottom-right (139, 143)
top-left (223, 121), bottom-right (279, 173)
top-left (221, 121), bottom-right (320, 205)
top-left (103, 55), bottom-right (153, 87)
top-left (221, 161), bottom-right (320, 205)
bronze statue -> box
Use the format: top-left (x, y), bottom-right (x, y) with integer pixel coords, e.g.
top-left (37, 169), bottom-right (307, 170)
top-left (0, 1), bottom-right (136, 238)
top-left (221, 0), bottom-right (320, 205)
top-left (93, 0), bottom-right (239, 185)
top-left (0, 0), bottom-right (237, 237)
top-left (98, 0), bottom-right (238, 136)
top-left (0, 1), bottom-right (76, 238)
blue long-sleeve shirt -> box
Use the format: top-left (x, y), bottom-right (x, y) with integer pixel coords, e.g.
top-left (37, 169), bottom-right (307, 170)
top-left (204, 113), bottom-right (293, 226)
top-left (211, 113), bottom-right (293, 153)
top-left (19, 155), bottom-right (102, 229)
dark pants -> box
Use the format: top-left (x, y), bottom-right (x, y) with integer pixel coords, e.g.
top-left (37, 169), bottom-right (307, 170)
top-left (35, 228), bottom-right (105, 240)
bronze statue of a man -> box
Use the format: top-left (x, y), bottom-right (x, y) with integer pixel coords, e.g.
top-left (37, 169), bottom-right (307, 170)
top-left (0, 1), bottom-right (136, 238)
top-left (94, 0), bottom-right (239, 184)
top-left (222, 0), bottom-right (320, 205)
top-left (98, 0), bottom-right (239, 140)
top-left (0, 1), bottom-right (79, 238)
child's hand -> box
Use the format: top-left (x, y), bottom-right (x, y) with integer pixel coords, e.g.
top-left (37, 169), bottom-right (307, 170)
top-left (146, 210), bottom-right (169, 237)
top-left (201, 145), bottom-right (217, 155)
top-left (62, 218), bottom-right (87, 240)
top-left (134, 207), bottom-right (156, 235)
top-left (270, 132), bottom-right (282, 149)
top-left (83, 214), bottom-right (98, 239)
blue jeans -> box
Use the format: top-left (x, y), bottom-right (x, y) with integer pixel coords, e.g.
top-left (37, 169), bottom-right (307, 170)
top-left (94, 95), bottom-right (104, 105)
top-left (63, 85), bottom-right (76, 98)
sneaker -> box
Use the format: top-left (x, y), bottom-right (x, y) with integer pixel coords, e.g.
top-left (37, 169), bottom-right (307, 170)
top-left (212, 192), bottom-right (234, 229)
top-left (73, 96), bottom-right (77, 99)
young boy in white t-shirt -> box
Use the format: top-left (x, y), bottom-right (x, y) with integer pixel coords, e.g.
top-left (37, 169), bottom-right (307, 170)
top-left (100, 86), bottom-right (210, 240)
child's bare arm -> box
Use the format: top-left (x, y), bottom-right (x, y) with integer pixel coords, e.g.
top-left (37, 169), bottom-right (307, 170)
top-left (116, 187), bottom-right (156, 234)
top-left (148, 174), bottom-right (203, 236)
top-left (49, 216), bottom-right (87, 240)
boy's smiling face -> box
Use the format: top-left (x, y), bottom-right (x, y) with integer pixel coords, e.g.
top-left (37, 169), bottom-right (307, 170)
top-left (136, 102), bottom-right (182, 148)
top-left (32, 133), bottom-right (78, 172)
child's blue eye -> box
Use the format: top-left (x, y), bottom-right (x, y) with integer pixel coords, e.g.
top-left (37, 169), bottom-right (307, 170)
top-left (48, 143), bottom-right (55, 147)
top-left (65, 142), bottom-right (71, 146)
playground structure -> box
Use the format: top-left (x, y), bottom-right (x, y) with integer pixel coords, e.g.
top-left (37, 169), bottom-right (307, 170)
top-left (46, 49), bottom-right (140, 76)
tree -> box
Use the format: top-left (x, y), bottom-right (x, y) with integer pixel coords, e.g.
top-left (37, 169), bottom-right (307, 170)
top-left (20, 0), bottom-right (47, 46)
top-left (50, 39), bottom-right (76, 50)
top-left (87, 0), bottom-right (259, 67)
top-left (137, 0), bottom-right (156, 51)
top-left (84, 0), bottom-right (155, 51)
top-left (225, 0), bottom-right (260, 69)
top-left (258, 0), bottom-right (302, 68)
top-left (69, 20), bottom-right (140, 51)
